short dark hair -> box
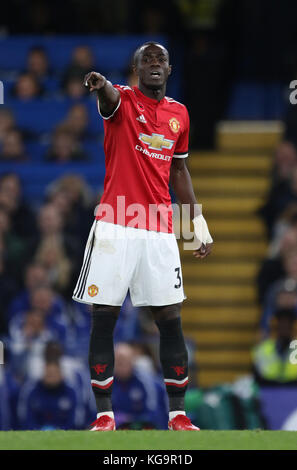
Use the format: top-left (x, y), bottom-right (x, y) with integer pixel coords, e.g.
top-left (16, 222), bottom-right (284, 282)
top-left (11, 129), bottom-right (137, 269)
top-left (28, 46), bottom-right (47, 56)
top-left (133, 42), bottom-right (169, 66)
top-left (275, 308), bottom-right (296, 321)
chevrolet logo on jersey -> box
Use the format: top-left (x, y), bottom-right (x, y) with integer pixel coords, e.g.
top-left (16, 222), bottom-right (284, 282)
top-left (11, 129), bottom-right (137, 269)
top-left (139, 133), bottom-right (174, 151)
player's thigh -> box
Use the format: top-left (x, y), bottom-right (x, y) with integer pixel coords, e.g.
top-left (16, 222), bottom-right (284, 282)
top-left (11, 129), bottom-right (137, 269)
top-left (130, 234), bottom-right (186, 307)
top-left (150, 302), bottom-right (182, 323)
top-left (74, 221), bottom-right (136, 305)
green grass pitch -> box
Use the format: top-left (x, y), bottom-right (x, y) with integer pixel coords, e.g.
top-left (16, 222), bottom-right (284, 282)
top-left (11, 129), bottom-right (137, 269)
top-left (0, 430), bottom-right (296, 450)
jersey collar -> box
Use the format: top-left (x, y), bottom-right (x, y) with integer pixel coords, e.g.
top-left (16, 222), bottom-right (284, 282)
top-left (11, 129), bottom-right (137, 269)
top-left (133, 86), bottom-right (165, 106)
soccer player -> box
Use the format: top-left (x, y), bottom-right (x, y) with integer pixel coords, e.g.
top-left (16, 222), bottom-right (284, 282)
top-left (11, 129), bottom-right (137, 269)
top-left (73, 42), bottom-right (213, 431)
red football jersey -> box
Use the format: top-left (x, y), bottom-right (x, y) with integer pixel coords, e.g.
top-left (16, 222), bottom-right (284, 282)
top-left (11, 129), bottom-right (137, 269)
top-left (95, 85), bottom-right (190, 233)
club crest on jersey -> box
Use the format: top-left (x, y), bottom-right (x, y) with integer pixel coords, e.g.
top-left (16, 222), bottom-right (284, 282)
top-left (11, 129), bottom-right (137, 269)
top-left (88, 284), bottom-right (99, 297)
top-left (139, 133), bottom-right (174, 151)
top-left (137, 102), bottom-right (145, 112)
top-left (169, 117), bottom-right (180, 133)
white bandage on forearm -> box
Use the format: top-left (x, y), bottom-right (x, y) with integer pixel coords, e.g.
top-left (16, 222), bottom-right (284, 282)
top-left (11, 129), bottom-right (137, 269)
top-left (192, 214), bottom-right (213, 249)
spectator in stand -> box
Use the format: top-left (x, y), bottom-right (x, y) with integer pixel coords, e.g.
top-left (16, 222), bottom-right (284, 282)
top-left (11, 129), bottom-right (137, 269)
top-left (0, 173), bottom-right (37, 240)
top-left (46, 126), bottom-right (88, 163)
top-left (12, 73), bottom-right (43, 100)
top-left (34, 236), bottom-right (72, 295)
top-left (284, 101), bottom-right (297, 147)
top-left (0, 366), bottom-right (19, 430)
top-left (0, 253), bottom-right (18, 335)
top-left (7, 262), bottom-right (50, 324)
top-left (9, 285), bottom-right (68, 348)
top-left (0, 129), bottom-right (28, 162)
top-left (112, 343), bottom-right (168, 430)
top-left (63, 75), bottom-right (88, 100)
top-left (273, 142), bottom-right (297, 184)
top-left (0, 206), bottom-right (27, 282)
top-left (25, 46), bottom-right (51, 80)
top-left (26, 341), bottom-right (95, 427)
top-left (125, 59), bottom-right (138, 88)
top-left (261, 265), bottom-right (297, 335)
top-left (259, 142), bottom-right (297, 238)
top-left (60, 103), bottom-right (91, 140)
top-left (45, 175), bottom-right (94, 242)
top-left (0, 108), bottom-right (16, 145)
top-left (62, 46), bottom-right (95, 88)
top-left (17, 360), bottom-right (78, 430)
top-left (252, 308), bottom-right (297, 385)
top-left (28, 203), bottom-right (80, 295)
top-left (257, 214), bottom-right (297, 304)
top-left (8, 309), bottom-right (57, 381)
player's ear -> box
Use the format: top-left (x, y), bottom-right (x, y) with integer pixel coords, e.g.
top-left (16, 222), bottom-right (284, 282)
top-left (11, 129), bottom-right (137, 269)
top-left (168, 65), bottom-right (172, 76)
top-left (132, 64), bottom-right (139, 76)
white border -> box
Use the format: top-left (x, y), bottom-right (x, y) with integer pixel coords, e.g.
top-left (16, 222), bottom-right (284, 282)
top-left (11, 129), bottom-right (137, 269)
top-left (97, 96), bottom-right (121, 120)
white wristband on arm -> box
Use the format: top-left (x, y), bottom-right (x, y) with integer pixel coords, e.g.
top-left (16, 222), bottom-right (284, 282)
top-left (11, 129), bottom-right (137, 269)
top-left (192, 214), bottom-right (213, 249)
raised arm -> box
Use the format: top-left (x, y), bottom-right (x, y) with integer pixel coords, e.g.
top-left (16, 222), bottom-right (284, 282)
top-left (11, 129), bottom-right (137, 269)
top-left (170, 157), bottom-right (213, 258)
top-left (84, 71), bottom-right (120, 117)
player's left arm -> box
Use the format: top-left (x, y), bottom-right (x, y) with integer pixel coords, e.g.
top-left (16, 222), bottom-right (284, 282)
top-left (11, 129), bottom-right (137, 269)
top-left (170, 107), bottom-right (213, 258)
top-left (170, 158), bottom-right (213, 258)
top-left (170, 155), bottom-right (213, 259)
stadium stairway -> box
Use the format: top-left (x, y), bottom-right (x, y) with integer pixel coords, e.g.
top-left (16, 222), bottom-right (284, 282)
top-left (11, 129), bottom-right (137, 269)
top-left (178, 122), bottom-right (281, 388)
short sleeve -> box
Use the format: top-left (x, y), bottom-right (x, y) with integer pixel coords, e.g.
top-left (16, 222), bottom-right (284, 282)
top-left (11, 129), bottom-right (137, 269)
top-left (97, 84), bottom-right (131, 121)
top-left (173, 107), bottom-right (190, 158)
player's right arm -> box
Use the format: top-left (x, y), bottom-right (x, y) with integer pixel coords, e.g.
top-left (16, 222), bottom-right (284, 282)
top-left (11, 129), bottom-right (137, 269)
top-left (84, 71), bottom-right (120, 117)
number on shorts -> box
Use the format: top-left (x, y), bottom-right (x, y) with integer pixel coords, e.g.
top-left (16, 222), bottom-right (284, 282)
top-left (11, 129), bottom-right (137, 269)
top-left (174, 267), bottom-right (181, 289)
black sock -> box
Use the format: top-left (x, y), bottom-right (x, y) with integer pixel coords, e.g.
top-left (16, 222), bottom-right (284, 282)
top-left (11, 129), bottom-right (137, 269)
top-left (89, 310), bottom-right (117, 413)
top-left (156, 317), bottom-right (188, 411)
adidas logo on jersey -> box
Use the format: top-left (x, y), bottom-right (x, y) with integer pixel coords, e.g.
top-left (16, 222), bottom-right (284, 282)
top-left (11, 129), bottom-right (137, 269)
top-left (136, 114), bottom-right (147, 123)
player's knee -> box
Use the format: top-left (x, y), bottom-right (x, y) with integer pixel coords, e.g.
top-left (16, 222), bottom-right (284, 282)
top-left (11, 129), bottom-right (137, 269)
top-left (92, 304), bottom-right (121, 316)
top-left (90, 305), bottom-right (119, 338)
top-left (151, 302), bottom-right (182, 323)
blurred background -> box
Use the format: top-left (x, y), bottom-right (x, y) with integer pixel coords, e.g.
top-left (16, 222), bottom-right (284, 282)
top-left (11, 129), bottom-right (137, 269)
top-left (0, 0), bottom-right (297, 431)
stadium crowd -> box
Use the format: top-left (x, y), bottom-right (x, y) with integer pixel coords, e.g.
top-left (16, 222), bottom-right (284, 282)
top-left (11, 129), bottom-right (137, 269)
top-left (255, 135), bottom-right (297, 386)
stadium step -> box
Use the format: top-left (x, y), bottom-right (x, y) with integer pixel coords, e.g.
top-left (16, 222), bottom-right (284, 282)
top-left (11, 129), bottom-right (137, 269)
top-left (191, 176), bottom-right (269, 196)
top-left (181, 240), bottom-right (267, 259)
top-left (216, 121), bottom-right (283, 151)
top-left (185, 285), bottom-right (257, 303)
top-left (182, 262), bottom-right (259, 282)
top-left (199, 197), bottom-right (264, 215)
top-left (190, 153), bottom-right (272, 172)
top-left (179, 147), bottom-right (271, 387)
top-left (184, 328), bottom-right (256, 346)
top-left (181, 305), bottom-right (260, 324)
top-left (196, 350), bottom-right (252, 367)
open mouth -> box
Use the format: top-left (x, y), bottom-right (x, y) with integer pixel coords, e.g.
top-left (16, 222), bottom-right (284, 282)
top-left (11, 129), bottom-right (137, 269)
top-left (150, 71), bottom-right (161, 78)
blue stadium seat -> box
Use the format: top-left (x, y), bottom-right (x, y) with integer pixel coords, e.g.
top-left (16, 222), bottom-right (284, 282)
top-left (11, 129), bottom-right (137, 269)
top-left (83, 140), bottom-right (105, 162)
top-left (264, 82), bottom-right (286, 120)
top-left (0, 163), bottom-right (106, 205)
top-left (0, 35), bottom-right (167, 73)
top-left (42, 77), bottom-right (61, 94)
top-left (84, 99), bottom-right (105, 135)
top-left (6, 98), bottom-right (70, 135)
top-left (227, 82), bottom-right (265, 119)
top-left (227, 81), bottom-right (285, 120)
top-left (6, 97), bottom-right (104, 136)
top-left (25, 142), bottom-right (49, 161)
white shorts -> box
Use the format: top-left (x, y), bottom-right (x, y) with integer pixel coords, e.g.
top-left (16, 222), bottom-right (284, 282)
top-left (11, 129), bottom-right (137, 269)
top-left (72, 220), bottom-right (186, 307)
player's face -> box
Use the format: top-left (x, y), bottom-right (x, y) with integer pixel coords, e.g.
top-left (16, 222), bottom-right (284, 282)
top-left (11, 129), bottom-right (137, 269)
top-left (135, 44), bottom-right (171, 90)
